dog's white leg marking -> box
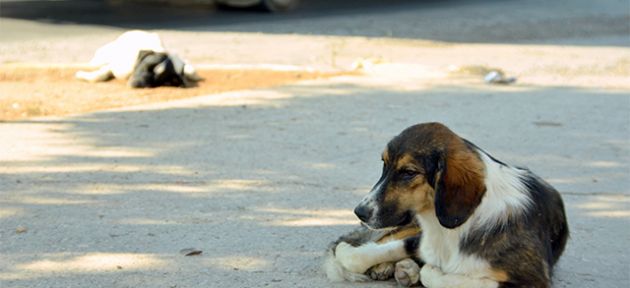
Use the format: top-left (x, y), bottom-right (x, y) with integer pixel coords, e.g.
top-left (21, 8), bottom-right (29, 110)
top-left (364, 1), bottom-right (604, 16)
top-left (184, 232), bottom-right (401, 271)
top-left (420, 264), bottom-right (444, 287)
top-left (335, 240), bottom-right (408, 274)
top-left (323, 245), bottom-right (370, 282)
top-left (394, 258), bottom-right (421, 286)
top-left (75, 66), bottom-right (113, 82)
top-left (420, 264), bottom-right (499, 288)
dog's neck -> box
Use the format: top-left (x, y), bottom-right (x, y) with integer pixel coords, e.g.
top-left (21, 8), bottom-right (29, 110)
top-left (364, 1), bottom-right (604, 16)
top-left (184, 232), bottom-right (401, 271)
top-left (416, 209), bottom-right (466, 267)
top-left (417, 150), bottom-right (532, 236)
top-left (472, 151), bottom-right (532, 230)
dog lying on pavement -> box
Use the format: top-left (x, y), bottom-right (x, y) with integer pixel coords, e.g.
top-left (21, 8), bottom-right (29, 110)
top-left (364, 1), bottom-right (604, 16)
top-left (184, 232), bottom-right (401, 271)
top-left (325, 122), bottom-right (569, 287)
top-left (75, 30), bottom-right (201, 88)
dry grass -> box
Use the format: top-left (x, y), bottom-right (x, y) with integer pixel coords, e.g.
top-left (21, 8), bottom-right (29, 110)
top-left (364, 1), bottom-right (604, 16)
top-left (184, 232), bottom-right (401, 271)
top-left (0, 65), bottom-right (344, 121)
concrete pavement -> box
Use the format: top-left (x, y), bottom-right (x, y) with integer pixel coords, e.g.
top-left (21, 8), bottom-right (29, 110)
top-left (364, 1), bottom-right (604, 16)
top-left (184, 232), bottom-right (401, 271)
top-left (1, 62), bottom-right (629, 287)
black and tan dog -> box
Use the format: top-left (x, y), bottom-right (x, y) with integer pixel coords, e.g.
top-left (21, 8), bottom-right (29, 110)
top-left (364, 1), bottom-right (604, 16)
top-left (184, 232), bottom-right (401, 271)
top-left (325, 122), bottom-right (569, 288)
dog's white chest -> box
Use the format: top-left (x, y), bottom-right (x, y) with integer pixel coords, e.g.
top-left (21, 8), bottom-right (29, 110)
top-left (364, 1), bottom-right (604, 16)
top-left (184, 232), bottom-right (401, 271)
top-left (418, 214), bottom-right (493, 278)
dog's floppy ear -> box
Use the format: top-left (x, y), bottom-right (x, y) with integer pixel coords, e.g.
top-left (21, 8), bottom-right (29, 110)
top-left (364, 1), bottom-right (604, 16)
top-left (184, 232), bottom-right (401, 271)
top-left (136, 50), bottom-right (154, 63)
top-left (431, 148), bottom-right (486, 229)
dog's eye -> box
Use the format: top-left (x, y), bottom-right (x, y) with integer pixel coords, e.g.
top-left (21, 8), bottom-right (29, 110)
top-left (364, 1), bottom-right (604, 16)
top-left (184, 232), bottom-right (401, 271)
top-left (399, 169), bottom-right (419, 180)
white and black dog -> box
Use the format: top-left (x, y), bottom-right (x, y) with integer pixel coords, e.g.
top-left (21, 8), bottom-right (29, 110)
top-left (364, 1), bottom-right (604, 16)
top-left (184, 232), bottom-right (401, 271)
top-left (76, 30), bottom-right (201, 88)
top-left (325, 122), bottom-right (569, 288)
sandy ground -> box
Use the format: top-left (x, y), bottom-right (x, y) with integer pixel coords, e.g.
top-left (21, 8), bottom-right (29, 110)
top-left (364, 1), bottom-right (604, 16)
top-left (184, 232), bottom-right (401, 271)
top-left (1, 0), bottom-right (629, 288)
top-left (0, 65), bottom-right (342, 121)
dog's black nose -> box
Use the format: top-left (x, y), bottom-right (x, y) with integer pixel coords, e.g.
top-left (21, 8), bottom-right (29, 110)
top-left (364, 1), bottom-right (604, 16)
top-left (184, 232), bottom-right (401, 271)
top-left (354, 205), bottom-right (373, 223)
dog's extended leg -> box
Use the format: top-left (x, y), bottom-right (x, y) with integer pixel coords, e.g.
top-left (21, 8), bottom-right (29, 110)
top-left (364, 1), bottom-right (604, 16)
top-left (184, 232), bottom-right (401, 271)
top-left (335, 235), bottom-right (419, 274)
top-left (420, 264), bottom-right (499, 288)
top-left (324, 224), bottom-right (421, 282)
top-left (335, 241), bottom-right (406, 274)
top-left (75, 66), bottom-right (114, 82)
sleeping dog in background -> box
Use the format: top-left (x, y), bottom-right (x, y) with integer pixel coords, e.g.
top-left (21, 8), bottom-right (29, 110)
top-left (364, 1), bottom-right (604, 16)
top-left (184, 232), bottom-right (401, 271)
top-left (76, 30), bottom-right (201, 88)
top-left (325, 122), bottom-right (569, 287)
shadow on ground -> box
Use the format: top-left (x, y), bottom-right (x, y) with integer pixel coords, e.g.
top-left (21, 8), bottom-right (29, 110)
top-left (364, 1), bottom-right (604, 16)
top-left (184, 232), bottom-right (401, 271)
top-left (2, 0), bottom-right (628, 46)
top-left (1, 75), bottom-right (629, 287)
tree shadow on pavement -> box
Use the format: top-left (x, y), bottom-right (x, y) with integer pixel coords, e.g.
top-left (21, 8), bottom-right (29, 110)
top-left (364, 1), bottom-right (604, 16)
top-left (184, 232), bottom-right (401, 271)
top-left (0, 77), bottom-right (629, 287)
top-left (1, 0), bottom-right (628, 46)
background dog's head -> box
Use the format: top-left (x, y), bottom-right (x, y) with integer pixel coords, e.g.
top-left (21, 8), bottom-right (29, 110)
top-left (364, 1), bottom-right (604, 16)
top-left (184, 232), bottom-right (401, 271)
top-left (129, 50), bottom-right (201, 88)
top-left (354, 122), bottom-right (487, 230)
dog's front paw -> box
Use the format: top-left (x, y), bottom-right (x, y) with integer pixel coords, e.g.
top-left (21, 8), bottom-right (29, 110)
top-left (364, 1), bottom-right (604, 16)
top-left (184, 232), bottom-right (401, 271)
top-left (367, 262), bottom-right (395, 281)
top-left (420, 264), bottom-right (443, 287)
top-left (394, 258), bottom-right (421, 287)
top-left (335, 242), bottom-right (366, 273)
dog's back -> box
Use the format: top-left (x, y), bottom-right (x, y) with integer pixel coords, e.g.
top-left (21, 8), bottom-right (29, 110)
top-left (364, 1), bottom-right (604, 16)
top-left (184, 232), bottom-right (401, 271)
top-left (523, 173), bottom-right (569, 266)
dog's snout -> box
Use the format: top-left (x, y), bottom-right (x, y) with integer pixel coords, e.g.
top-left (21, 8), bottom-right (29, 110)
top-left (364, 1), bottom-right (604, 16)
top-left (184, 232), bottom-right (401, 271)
top-left (354, 205), bottom-right (373, 223)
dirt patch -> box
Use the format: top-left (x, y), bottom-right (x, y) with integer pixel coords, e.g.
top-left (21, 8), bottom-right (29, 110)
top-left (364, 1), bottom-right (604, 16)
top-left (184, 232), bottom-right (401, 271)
top-left (0, 65), bottom-right (345, 121)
